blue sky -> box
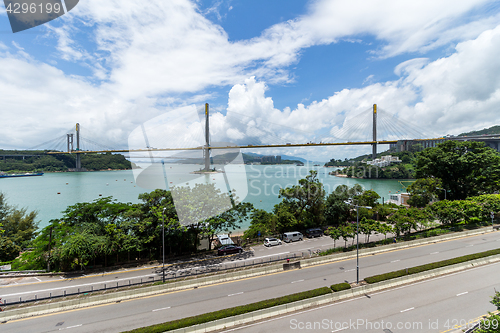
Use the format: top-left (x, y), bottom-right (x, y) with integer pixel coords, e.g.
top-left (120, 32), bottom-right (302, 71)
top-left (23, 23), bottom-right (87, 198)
top-left (1, 0), bottom-right (500, 162)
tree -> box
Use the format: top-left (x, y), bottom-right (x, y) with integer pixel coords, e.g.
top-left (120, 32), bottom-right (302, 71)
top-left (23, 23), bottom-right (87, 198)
top-left (407, 178), bottom-right (442, 207)
top-left (428, 200), bottom-right (482, 226)
top-left (327, 227), bottom-right (342, 248)
top-left (377, 223), bottom-right (394, 241)
top-left (415, 141), bottom-right (500, 200)
top-left (339, 223), bottom-right (355, 248)
top-left (243, 209), bottom-right (274, 239)
top-left (387, 207), bottom-right (426, 238)
top-left (354, 190), bottom-right (380, 208)
top-left (359, 218), bottom-right (379, 243)
top-left (278, 170), bottom-right (326, 228)
top-left (476, 291), bottom-right (500, 333)
top-left (325, 184), bottom-right (364, 226)
top-left (0, 192), bottom-right (39, 262)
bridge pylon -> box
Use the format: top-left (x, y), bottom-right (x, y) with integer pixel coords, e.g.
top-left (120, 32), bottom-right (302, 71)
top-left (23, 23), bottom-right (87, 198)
top-left (372, 104), bottom-right (377, 160)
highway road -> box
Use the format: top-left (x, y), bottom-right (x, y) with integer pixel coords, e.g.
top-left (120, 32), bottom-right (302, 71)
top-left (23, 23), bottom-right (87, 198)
top-left (0, 231), bottom-right (498, 332)
top-left (0, 232), bottom-right (380, 302)
top-left (219, 262), bottom-right (500, 333)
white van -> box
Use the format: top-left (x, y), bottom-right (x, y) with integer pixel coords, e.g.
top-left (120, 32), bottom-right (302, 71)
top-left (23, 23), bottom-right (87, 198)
top-left (283, 232), bottom-right (303, 243)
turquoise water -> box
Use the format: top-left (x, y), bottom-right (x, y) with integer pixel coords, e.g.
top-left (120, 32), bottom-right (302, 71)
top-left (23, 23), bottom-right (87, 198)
top-left (0, 165), bottom-right (407, 231)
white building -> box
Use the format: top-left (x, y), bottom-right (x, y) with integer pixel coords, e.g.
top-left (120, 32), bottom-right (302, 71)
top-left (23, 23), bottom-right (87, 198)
top-left (367, 155), bottom-right (402, 168)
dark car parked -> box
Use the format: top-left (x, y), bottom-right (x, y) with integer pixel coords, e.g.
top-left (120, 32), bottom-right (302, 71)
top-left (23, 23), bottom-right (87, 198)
top-left (305, 228), bottom-right (323, 238)
top-left (217, 244), bottom-right (243, 256)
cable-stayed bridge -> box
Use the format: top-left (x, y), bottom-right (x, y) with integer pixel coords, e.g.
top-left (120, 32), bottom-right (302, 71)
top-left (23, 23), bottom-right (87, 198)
top-left (27, 104), bottom-right (500, 171)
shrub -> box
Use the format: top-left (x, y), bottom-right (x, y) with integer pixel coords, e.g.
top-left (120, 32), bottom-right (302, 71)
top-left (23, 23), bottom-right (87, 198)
top-left (330, 282), bottom-right (351, 292)
top-left (123, 287), bottom-right (332, 332)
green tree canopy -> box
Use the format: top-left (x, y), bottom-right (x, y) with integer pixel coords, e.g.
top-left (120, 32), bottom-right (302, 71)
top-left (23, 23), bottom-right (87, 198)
top-left (415, 141), bottom-right (500, 200)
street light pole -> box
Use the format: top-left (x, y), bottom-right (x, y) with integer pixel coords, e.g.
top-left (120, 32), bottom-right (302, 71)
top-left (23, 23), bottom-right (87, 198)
top-left (356, 205), bottom-right (359, 284)
top-left (345, 200), bottom-right (371, 285)
top-left (162, 207), bottom-right (166, 283)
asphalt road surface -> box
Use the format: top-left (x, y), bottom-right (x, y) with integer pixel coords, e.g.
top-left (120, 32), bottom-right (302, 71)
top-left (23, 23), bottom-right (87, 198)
top-left (217, 262), bottom-right (500, 333)
top-left (1, 231), bottom-right (498, 332)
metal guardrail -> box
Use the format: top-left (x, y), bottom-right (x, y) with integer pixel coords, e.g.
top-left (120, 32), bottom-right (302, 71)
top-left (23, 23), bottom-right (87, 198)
top-left (0, 252), bottom-right (298, 307)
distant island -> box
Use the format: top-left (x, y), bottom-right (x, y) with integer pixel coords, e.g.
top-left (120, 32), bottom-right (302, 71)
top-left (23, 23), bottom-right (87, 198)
top-left (0, 150), bottom-right (134, 173)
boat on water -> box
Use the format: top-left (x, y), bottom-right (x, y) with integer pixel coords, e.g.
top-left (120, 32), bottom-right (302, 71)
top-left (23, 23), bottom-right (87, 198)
top-left (0, 171), bottom-right (44, 178)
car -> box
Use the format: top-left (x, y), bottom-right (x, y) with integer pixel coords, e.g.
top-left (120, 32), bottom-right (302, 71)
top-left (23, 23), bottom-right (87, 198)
top-left (283, 232), bottom-right (303, 242)
top-left (264, 237), bottom-right (282, 247)
top-left (217, 244), bottom-right (243, 256)
top-left (305, 228), bottom-right (323, 238)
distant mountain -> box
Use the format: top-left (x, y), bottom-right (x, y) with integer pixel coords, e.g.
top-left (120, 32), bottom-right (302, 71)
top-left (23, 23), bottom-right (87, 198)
top-left (242, 152), bottom-right (318, 164)
top-left (458, 125), bottom-right (500, 137)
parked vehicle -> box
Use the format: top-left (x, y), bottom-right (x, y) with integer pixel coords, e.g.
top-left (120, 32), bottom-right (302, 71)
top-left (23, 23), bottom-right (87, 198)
top-left (264, 237), bottom-right (282, 247)
top-left (305, 228), bottom-right (323, 238)
top-left (217, 244), bottom-right (243, 256)
top-left (282, 232), bottom-right (303, 243)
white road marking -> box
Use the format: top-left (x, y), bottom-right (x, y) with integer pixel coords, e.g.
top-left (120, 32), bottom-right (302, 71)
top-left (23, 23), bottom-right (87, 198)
top-left (228, 292), bottom-right (244, 297)
top-left (34, 277), bottom-right (42, 282)
top-left (59, 324), bottom-right (82, 330)
top-left (152, 306), bottom-right (171, 312)
top-left (401, 307), bottom-right (414, 312)
top-left (430, 252), bottom-right (439, 255)
top-left (391, 260), bottom-right (400, 263)
top-left (219, 262), bottom-right (500, 333)
top-left (466, 245), bottom-right (474, 247)
top-left (344, 269), bottom-right (355, 272)
top-left (332, 327), bottom-right (347, 332)
top-left (291, 280), bottom-right (304, 284)
top-left (456, 292), bottom-right (468, 296)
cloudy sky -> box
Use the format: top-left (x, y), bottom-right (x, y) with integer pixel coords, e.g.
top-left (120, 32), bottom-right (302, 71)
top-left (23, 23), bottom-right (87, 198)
top-left (1, 0), bottom-right (500, 162)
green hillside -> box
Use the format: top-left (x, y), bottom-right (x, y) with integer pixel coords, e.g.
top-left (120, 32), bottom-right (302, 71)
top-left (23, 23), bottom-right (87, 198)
top-left (459, 125), bottom-right (500, 136)
top-left (0, 150), bottom-right (134, 172)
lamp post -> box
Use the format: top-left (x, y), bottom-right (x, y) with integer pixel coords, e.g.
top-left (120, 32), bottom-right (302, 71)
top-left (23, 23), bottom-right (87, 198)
top-left (437, 188), bottom-right (447, 200)
top-left (345, 201), bottom-right (371, 285)
top-left (162, 207), bottom-right (166, 283)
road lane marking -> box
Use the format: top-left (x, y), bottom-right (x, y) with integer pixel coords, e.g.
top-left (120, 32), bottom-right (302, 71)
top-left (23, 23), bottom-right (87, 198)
top-left (466, 245), bottom-right (474, 247)
top-left (59, 324), bottom-right (82, 330)
top-left (228, 292), bottom-right (244, 297)
top-left (33, 277), bottom-right (42, 282)
top-left (456, 291), bottom-right (468, 296)
top-left (391, 260), bottom-right (400, 263)
top-left (344, 269), bottom-right (355, 272)
top-left (430, 252), bottom-right (439, 254)
top-left (152, 306), bottom-right (171, 312)
top-left (291, 280), bottom-right (304, 284)
top-left (400, 307), bottom-right (414, 312)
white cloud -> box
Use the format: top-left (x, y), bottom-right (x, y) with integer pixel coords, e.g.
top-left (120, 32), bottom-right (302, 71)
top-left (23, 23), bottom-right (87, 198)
top-left (1, 0), bottom-right (500, 163)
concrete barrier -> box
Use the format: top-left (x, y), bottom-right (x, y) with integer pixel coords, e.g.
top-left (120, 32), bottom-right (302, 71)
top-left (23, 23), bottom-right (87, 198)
top-left (166, 254), bottom-right (500, 333)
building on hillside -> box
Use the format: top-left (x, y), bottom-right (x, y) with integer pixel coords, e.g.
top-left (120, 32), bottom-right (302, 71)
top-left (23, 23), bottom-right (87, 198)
top-left (262, 155), bottom-right (281, 164)
top-left (367, 155), bottom-right (402, 168)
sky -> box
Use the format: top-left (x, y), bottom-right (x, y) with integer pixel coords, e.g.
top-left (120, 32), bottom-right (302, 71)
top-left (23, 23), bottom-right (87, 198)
top-left (1, 0), bottom-right (500, 162)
